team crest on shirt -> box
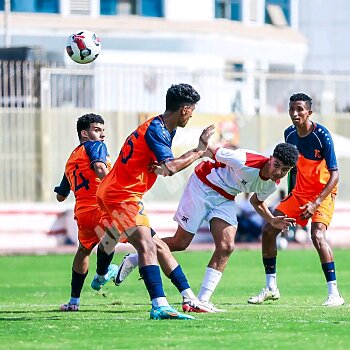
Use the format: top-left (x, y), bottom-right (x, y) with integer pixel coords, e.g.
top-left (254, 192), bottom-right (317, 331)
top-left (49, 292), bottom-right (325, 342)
top-left (314, 149), bottom-right (321, 158)
top-left (241, 179), bottom-right (248, 185)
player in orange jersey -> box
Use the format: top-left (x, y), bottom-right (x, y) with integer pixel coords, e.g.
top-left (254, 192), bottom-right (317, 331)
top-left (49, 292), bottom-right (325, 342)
top-left (248, 93), bottom-right (345, 307)
top-left (54, 113), bottom-right (118, 311)
top-left (93, 83), bottom-right (215, 320)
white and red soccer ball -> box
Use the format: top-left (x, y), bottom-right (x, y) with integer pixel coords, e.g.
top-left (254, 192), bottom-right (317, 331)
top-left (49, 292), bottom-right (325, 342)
top-left (66, 30), bottom-right (101, 64)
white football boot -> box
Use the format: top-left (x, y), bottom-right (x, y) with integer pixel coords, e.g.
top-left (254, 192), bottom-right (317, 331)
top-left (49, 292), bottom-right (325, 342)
top-left (322, 294), bottom-right (345, 307)
top-left (248, 287), bottom-right (280, 304)
top-left (198, 300), bottom-right (227, 312)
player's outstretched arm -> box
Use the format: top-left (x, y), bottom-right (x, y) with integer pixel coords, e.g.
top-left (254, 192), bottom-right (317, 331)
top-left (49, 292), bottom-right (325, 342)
top-left (250, 193), bottom-right (296, 231)
top-left (161, 124), bottom-right (215, 176)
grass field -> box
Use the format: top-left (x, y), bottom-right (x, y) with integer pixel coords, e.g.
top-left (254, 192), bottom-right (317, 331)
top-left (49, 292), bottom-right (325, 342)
top-left (1, 249), bottom-right (349, 350)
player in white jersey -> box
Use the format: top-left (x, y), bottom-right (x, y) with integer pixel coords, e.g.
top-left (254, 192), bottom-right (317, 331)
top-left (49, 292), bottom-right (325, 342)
top-left (115, 143), bottom-right (299, 312)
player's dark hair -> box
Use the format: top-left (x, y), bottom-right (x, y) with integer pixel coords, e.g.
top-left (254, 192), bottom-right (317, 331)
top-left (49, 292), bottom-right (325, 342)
top-left (166, 83), bottom-right (200, 111)
top-left (273, 143), bottom-right (299, 167)
top-left (77, 113), bottom-right (104, 140)
top-left (290, 93), bottom-right (312, 109)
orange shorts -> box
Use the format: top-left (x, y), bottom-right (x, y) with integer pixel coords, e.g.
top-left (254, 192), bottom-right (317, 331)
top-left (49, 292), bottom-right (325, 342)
top-left (276, 192), bottom-right (335, 228)
top-left (75, 208), bottom-right (109, 250)
top-left (96, 197), bottom-right (150, 241)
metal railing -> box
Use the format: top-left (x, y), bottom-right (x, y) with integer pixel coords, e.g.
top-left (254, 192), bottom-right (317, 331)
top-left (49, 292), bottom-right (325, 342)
top-left (1, 61), bottom-right (350, 202)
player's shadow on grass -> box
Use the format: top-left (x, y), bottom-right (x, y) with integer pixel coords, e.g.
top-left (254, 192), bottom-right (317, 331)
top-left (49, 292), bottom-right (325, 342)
top-left (0, 308), bottom-right (140, 315)
top-left (0, 311), bottom-right (139, 322)
top-left (0, 315), bottom-right (62, 321)
top-left (53, 309), bottom-right (136, 314)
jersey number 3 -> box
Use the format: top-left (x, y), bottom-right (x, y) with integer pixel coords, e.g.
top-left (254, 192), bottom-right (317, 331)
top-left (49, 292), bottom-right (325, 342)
top-left (73, 164), bottom-right (89, 192)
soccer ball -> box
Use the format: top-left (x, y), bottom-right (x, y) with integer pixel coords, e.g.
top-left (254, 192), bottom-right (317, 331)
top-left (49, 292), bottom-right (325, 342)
top-left (66, 30), bottom-right (101, 64)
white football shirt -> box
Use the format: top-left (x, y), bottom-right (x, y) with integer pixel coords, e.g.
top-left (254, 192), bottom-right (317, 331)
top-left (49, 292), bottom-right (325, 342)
top-left (194, 148), bottom-right (279, 201)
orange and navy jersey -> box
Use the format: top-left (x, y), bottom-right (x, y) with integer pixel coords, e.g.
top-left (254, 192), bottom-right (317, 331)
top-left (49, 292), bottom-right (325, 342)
top-left (54, 141), bottom-right (111, 215)
top-left (284, 122), bottom-right (338, 196)
top-left (98, 115), bottom-right (175, 202)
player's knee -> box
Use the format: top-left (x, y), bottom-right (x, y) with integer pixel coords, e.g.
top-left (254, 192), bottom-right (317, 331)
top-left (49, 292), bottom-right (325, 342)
top-left (217, 240), bottom-right (235, 257)
top-left (261, 223), bottom-right (276, 239)
top-left (156, 238), bottom-right (171, 256)
top-left (311, 229), bottom-right (327, 248)
top-left (139, 238), bottom-right (157, 257)
top-left (163, 236), bottom-right (188, 251)
top-left (172, 237), bottom-right (189, 251)
top-left (77, 244), bottom-right (92, 256)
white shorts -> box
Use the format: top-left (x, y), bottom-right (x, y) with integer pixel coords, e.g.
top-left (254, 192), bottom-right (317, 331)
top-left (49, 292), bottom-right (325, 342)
top-left (173, 173), bottom-right (238, 234)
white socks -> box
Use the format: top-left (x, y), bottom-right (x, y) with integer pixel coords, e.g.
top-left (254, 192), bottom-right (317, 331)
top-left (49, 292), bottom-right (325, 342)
top-left (266, 273), bottom-right (277, 291)
top-left (152, 297), bottom-right (169, 307)
top-left (327, 281), bottom-right (340, 296)
top-left (127, 253), bottom-right (139, 267)
top-left (197, 267), bottom-right (222, 302)
top-left (181, 288), bottom-right (197, 300)
top-left (69, 297), bottom-right (79, 305)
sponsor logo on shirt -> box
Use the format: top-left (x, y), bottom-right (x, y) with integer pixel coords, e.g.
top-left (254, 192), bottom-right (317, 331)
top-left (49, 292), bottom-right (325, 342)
top-left (181, 216), bottom-right (189, 223)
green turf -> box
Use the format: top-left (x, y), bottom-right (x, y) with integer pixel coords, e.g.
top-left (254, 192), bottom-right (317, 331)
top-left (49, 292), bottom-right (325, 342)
top-left (0, 249), bottom-right (349, 350)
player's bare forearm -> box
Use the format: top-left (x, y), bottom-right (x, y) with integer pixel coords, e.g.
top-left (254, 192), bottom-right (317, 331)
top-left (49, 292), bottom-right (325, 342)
top-left (163, 148), bottom-right (205, 175)
top-left (250, 194), bottom-right (274, 223)
top-left (300, 171), bottom-right (338, 220)
top-left (93, 162), bottom-right (109, 180)
top-left (250, 193), bottom-right (295, 230)
top-left (313, 170), bottom-right (339, 207)
top-left (201, 144), bottom-right (216, 159)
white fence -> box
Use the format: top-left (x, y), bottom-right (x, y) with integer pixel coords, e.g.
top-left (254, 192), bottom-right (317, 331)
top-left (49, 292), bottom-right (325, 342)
top-left (0, 60), bottom-right (40, 108)
top-left (1, 61), bottom-right (350, 202)
top-left (3, 60), bottom-right (350, 115)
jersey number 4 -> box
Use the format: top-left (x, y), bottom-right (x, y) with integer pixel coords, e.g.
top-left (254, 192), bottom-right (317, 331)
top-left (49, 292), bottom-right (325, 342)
top-left (73, 164), bottom-right (90, 192)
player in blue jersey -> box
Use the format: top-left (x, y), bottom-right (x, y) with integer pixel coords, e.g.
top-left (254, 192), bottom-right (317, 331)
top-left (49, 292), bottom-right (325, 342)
top-left (54, 114), bottom-right (117, 311)
top-left (249, 93), bottom-right (344, 306)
